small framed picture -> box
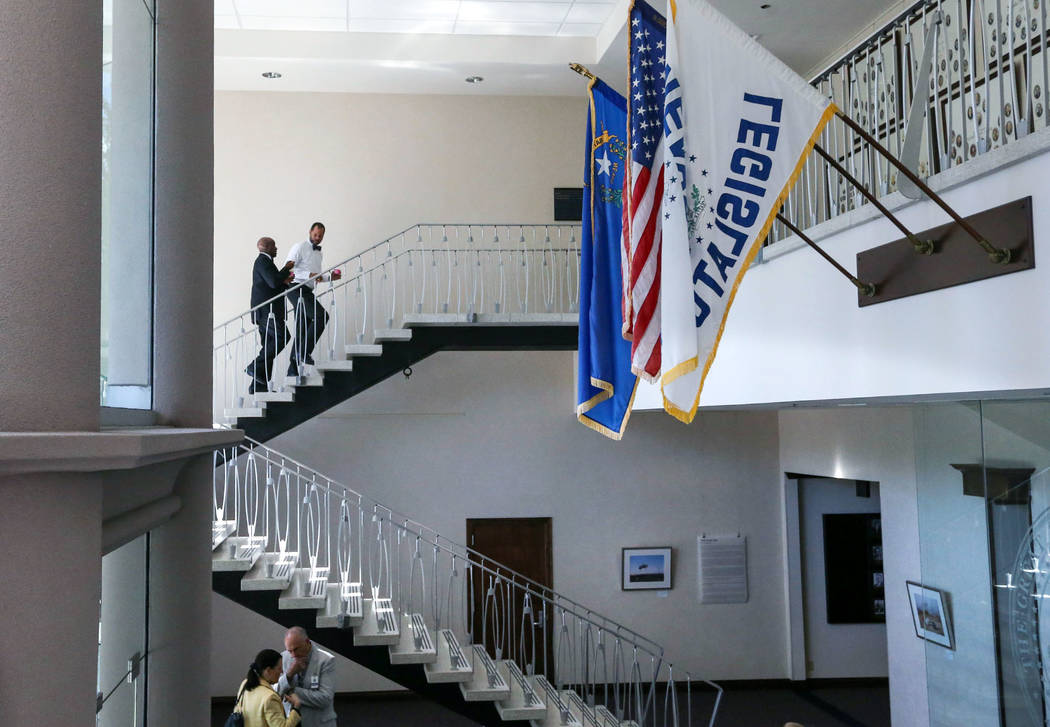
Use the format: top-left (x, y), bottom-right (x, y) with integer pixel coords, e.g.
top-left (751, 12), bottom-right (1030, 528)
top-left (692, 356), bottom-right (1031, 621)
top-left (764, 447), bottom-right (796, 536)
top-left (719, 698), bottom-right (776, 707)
top-left (906, 581), bottom-right (954, 649)
top-left (622, 547), bottom-right (672, 590)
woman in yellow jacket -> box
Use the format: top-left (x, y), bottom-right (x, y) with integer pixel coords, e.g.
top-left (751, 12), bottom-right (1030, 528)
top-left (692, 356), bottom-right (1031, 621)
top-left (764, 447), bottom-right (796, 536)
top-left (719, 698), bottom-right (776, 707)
top-left (234, 649), bottom-right (303, 727)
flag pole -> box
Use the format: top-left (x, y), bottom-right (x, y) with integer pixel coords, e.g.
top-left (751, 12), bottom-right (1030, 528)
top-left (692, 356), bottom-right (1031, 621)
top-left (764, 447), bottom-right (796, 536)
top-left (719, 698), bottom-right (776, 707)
top-left (812, 144), bottom-right (935, 256)
top-left (569, 63), bottom-right (597, 81)
top-left (834, 111), bottom-right (1011, 264)
top-left (775, 213), bottom-right (876, 297)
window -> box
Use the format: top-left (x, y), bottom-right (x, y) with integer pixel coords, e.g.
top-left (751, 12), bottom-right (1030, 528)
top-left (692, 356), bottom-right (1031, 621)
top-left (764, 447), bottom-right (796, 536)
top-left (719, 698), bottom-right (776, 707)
top-left (101, 0), bottom-right (155, 408)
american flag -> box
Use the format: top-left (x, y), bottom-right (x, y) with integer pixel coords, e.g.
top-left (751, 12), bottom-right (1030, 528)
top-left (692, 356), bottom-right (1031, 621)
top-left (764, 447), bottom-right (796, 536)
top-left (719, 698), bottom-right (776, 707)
top-left (623, 0), bottom-right (666, 382)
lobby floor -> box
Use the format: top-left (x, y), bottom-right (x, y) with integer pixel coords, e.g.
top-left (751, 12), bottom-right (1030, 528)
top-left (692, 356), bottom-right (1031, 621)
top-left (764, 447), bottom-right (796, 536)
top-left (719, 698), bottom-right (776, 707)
top-left (212, 680), bottom-right (891, 727)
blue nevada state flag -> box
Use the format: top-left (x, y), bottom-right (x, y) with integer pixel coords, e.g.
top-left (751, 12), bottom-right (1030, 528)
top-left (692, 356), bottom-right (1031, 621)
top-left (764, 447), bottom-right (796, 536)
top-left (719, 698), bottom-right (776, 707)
top-left (577, 78), bottom-right (638, 440)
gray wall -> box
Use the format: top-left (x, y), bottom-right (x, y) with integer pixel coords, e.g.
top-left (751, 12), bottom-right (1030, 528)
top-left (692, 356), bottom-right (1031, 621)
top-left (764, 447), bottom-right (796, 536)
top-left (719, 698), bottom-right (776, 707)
top-left (211, 350), bottom-right (785, 693)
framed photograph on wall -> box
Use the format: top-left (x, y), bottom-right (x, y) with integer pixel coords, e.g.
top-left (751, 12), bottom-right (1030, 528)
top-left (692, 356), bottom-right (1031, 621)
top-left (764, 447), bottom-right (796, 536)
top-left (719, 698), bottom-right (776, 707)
top-left (906, 581), bottom-right (954, 649)
top-left (622, 547), bottom-right (672, 590)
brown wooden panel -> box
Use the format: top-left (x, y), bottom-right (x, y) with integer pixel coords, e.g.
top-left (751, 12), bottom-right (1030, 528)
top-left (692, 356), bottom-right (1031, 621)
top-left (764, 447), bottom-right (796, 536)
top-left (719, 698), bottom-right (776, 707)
top-left (466, 517), bottom-right (553, 672)
top-left (855, 196), bottom-right (1034, 307)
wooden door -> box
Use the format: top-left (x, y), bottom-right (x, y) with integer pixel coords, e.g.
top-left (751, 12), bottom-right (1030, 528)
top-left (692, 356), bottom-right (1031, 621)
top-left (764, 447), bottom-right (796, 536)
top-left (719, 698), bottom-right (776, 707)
top-left (466, 517), bottom-right (553, 675)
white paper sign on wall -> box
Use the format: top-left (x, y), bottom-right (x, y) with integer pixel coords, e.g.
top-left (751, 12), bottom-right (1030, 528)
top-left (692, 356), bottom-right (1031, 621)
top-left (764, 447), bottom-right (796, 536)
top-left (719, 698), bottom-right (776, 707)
top-left (698, 534), bottom-right (748, 604)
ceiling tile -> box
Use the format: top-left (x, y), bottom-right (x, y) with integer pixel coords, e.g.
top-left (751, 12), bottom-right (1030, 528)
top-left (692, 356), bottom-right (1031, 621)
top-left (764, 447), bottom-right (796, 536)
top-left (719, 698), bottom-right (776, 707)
top-left (238, 15), bottom-right (348, 31)
top-left (557, 22), bottom-right (602, 36)
top-left (234, 0), bottom-right (345, 18)
top-left (564, 3), bottom-right (616, 23)
top-left (349, 0), bottom-right (460, 20)
top-left (349, 18), bottom-right (457, 33)
top-left (457, 2), bottom-right (571, 23)
top-left (453, 20), bottom-right (563, 35)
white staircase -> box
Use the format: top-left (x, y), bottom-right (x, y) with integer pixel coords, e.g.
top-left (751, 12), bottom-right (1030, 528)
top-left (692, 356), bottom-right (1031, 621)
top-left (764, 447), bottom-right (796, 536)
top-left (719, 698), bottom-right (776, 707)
top-left (215, 223), bottom-right (584, 426)
top-left (211, 440), bottom-right (722, 727)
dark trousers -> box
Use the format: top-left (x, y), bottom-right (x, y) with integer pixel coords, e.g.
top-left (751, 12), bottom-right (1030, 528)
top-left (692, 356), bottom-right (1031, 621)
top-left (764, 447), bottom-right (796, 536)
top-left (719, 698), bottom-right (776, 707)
top-left (249, 309), bottom-right (289, 384)
top-left (288, 286), bottom-right (328, 374)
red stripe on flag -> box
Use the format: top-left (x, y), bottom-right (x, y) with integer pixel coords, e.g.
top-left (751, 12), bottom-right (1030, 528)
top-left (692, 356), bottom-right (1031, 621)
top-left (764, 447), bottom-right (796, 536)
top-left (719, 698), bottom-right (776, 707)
top-left (628, 163), bottom-right (663, 380)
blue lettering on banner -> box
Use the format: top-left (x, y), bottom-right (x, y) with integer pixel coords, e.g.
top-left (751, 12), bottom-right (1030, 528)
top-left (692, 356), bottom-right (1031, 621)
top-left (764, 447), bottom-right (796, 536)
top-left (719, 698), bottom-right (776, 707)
top-left (692, 92), bottom-right (784, 327)
top-left (664, 77), bottom-right (687, 191)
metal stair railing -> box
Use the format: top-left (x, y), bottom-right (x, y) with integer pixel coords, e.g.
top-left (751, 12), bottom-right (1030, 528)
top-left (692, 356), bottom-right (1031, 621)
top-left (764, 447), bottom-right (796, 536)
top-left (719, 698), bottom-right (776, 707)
top-left (213, 437), bottom-right (723, 727)
top-left (213, 224), bottom-right (582, 423)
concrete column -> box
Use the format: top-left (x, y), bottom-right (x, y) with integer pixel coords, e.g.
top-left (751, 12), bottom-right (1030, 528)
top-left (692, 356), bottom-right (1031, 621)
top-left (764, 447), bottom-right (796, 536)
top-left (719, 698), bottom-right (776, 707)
top-left (0, 474), bottom-right (102, 727)
top-left (147, 1), bottom-right (215, 720)
top-left (153, 0), bottom-right (214, 427)
top-left (147, 455), bottom-right (212, 724)
top-left (0, 0), bottom-right (101, 432)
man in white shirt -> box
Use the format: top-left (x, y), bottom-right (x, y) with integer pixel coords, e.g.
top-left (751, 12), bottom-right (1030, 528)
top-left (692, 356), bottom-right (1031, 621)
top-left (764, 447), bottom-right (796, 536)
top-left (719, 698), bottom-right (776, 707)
top-left (285, 222), bottom-right (341, 376)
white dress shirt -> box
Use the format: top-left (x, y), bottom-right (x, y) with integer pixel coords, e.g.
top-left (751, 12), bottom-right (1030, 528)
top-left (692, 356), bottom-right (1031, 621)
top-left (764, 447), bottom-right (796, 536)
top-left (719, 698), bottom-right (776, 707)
top-left (285, 240), bottom-right (329, 290)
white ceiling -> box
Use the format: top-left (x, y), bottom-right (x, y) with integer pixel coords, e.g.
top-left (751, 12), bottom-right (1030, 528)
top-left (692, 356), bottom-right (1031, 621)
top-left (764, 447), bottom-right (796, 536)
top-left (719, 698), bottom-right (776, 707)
top-left (214, 0), bottom-right (907, 96)
top-left (215, 0), bottom-right (619, 36)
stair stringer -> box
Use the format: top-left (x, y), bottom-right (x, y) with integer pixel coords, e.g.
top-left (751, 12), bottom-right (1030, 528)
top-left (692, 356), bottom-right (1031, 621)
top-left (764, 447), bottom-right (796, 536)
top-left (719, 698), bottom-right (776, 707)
top-left (238, 324), bottom-right (577, 443)
top-left (212, 571), bottom-right (534, 727)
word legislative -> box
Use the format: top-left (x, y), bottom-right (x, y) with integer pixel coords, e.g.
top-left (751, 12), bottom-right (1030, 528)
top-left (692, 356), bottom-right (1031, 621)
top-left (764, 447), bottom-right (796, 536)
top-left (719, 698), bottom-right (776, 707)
top-left (694, 93), bottom-right (783, 327)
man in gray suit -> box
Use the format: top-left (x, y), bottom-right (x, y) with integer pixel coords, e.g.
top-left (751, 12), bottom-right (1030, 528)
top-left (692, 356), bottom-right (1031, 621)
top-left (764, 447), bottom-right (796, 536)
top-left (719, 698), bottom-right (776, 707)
top-left (277, 626), bottom-right (337, 726)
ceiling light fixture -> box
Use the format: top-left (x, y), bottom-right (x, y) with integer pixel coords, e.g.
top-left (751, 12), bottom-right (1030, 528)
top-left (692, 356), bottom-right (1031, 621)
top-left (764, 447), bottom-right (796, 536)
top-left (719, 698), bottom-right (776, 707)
top-left (465, 75), bottom-right (484, 84)
top-left (261, 71), bottom-right (282, 79)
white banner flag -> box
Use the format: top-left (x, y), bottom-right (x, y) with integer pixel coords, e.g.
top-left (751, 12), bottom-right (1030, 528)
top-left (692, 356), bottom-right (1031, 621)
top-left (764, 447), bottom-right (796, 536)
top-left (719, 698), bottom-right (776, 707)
top-left (660, 0), bottom-right (836, 422)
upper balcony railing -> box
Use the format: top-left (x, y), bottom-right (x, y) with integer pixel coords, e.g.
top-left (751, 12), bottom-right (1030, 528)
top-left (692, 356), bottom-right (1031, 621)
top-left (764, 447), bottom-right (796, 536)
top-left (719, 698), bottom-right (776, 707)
top-left (214, 224), bottom-right (582, 422)
top-left (767, 0), bottom-right (1050, 245)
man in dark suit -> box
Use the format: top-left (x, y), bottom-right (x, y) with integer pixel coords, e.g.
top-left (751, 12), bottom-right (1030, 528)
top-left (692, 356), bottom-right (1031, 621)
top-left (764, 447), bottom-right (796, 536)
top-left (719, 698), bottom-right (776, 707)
top-left (247, 236), bottom-right (294, 394)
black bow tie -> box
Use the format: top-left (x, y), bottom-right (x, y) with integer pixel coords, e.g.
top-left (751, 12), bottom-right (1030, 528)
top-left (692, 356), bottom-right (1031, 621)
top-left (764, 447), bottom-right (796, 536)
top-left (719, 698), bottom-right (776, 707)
top-left (311, 244), bottom-right (321, 251)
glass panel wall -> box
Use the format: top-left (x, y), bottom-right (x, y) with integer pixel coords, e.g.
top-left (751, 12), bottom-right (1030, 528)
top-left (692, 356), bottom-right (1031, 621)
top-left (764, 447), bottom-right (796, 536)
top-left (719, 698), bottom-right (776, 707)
top-left (97, 534), bottom-right (148, 727)
top-left (101, 0), bottom-right (155, 408)
top-left (915, 402), bottom-right (998, 726)
top-left (917, 399), bottom-right (1050, 727)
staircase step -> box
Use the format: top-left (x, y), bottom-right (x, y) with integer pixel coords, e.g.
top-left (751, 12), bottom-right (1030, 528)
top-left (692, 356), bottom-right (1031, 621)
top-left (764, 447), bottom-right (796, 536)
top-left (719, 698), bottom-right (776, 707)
top-left (474, 312), bottom-right (577, 325)
top-left (252, 391), bottom-right (295, 403)
top-left (316, 582), bottom-right (363, 629)
top-left (314, 359), bottom-right (354, 372)
top-left (403, 313), bottom-right (474, 326)
top-left (594, 705), bottom-right (627, 726)
top-left (212, 520), bottom-right (237, 550)
top-left (388, 613), bottom-right (437, 664)
top-left (225, 407), bottom-right (265, 418)
top-left (212, 535), bottom-right (267, 572)
top-left (424, 629), bottom-right (474, 683)
top-left (374, 328), bottom-right (412, 342)
top-left (493, 661), bottom-right (545, 720)
top-left (354, 598), bottom-right (399, 645)
top-left (241, 552), bottom-right (299, 591)
top-left (345, 344), bottom-right (383, 357)
top-left (278, 567), bottom-right (330, 610)
top-left (284, 374), bottom-right (324, 387)
top-left (459, 645), bottom-right (510, 702)
top-left (531, 676), bottom-right (581, 727)
top-left (561, 689), bottom-right (601, 727)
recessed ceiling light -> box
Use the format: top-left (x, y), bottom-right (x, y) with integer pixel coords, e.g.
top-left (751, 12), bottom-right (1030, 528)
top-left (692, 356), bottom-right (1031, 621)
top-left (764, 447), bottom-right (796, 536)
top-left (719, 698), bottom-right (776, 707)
top-left (465, 75), bottom-right (484, 84)
top-left (261, 71), bottom-right (282, 79)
